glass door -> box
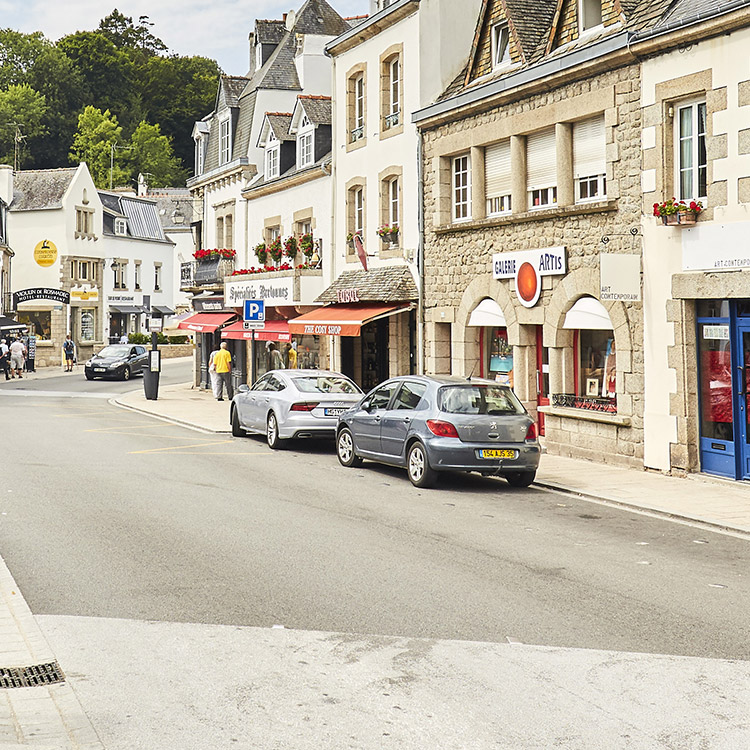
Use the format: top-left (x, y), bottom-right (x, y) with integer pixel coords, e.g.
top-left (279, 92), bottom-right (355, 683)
top-left (736, 327), bottom-right (750, 479)
top-left (536, 326), bottom-right (549, 436)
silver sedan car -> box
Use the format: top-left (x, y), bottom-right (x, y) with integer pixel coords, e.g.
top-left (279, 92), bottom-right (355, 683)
top-left (336, 375), bottom-right (541, 488)
top-left (230, 369), bottom-right (363, 448)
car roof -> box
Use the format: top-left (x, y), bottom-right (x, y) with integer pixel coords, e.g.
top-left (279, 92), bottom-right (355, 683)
top-left (382, 374), bottom-right (503, 386)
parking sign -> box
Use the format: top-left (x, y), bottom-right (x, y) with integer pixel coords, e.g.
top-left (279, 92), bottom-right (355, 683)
top-left (243, 299), bottom-right (265, 322)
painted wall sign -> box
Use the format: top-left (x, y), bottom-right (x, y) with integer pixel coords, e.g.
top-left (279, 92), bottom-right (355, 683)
top-left (600, 254), bottom-right (641, 302)
top-left (226, 277), bottom-right (295, 307)
top-left (336, 289), bottom-right (360, 303)
top-left (12, 288), bottom-right (70, 306)
top-left (493, 247), bottom-right (566, 309)
top-left (33, 239), bottom-right (58, 267)
top-left (682, 223), bottom-right (750, 272)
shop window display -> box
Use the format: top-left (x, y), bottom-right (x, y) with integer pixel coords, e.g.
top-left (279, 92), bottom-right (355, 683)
top-left (487, 327), bottom-right (513, 386)
top-left (17, 310), bottom-right (51, 340)
top-left (577, 329), bottom-right (616, 399)
top-left (697, 323), bottom-right (733, 442)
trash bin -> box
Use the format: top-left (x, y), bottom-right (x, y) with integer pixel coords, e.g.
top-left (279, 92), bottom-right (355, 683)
top-left (143, 366), bottom-right (160, 400)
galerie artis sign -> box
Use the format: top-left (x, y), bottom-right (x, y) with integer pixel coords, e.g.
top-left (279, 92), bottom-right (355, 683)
top-left (226, 277), bottom-right (295, 306)
top-left (492, 247), bottom-right (567, 308)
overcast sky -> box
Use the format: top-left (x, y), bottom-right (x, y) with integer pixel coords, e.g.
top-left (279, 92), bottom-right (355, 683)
top-left (1, 0), bottom-right (370, 74)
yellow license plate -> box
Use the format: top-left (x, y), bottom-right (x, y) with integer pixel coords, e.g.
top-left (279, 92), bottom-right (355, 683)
top-left (478, 449), bottom-right (516, 459)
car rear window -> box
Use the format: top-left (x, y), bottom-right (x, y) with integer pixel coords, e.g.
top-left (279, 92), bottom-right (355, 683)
top-left (293, 376), bottom-right (361, 394)
top-left (438, 385), bottom-right (524, 415)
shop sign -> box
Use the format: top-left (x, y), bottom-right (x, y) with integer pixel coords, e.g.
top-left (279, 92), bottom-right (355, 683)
top-left (107, 294), bottom-right (136, 303)
top-left (600, 254), bottom-right (641, 302)
top-left (703, 324), bottom-right (729, 340)
top-left (682, 223), bottom-right (750, 272)
top-left (336, 289), bottom-right (360, 303)
top-left (12, 288), bottom-right (70, 306)
top-left (226, 277), bottom-right (295, 307)
top-left (493, 247), bottom-right (566, 309)
top-left (193, 297), bottom-right (225, 312)
top-left (71, 284), bottom-right (99, 302)
top-left (33, 239), bottom-right (58, 267)
top-left (301, 324), bottom-right (343, 335)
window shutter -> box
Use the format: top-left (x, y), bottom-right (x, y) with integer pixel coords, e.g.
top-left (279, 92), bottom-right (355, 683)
top-left (526, 128), bottom-right (556, 190)
top-left (485, 140), bottom-right (511, 199)
top-left (573, 115), bottom-right (605, 178)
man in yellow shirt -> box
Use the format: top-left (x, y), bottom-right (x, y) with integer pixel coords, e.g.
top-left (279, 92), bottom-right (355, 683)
top-left (213, 341), bottom-right (233, 401)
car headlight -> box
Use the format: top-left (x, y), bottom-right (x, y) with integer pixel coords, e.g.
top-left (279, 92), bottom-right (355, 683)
top-left (111, 360), bottom-right (127, 368)
top-left (86, 359), bottom-right (92, 366)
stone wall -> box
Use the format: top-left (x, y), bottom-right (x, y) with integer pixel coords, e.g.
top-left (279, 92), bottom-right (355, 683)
top-left (420, 63), bottom-right (646, 468)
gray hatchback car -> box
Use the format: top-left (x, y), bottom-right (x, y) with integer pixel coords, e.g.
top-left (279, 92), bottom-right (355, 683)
top-left (336, 375), bottom-right (541, 488)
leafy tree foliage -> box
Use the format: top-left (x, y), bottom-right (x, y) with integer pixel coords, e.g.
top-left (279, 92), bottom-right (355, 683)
top-left (0, 84), bottom-right (48, 166)
top-left (70, 106), bottom-right (129, 188)
top-left (128, 121), bottom-right (187, 187)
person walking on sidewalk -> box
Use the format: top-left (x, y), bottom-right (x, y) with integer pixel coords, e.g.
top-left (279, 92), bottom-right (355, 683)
top-left (213, 341), bottom-right (233, 401)
top-left (208, 344), bottom-right (221, 399)
top-left (63, 334), bottom-right (75, 372)
top-left (9, 336), bottom-right (26, 378)
top-left (0, 339), bottom-right (9, 380)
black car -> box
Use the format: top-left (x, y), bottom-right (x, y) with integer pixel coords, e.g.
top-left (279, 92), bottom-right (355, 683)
top-left (84, 344), bottom-right (148, 381)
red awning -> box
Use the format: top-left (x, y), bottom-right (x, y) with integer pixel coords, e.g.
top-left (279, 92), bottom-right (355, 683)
top-left (177, 312), bottom-right (236, 333)
top-left (221, 319), bottom-right (291, 342)
top-left (288, 304), bottom-right (410, 337)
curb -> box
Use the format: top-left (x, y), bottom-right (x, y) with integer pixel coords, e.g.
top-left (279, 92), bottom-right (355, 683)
top-left (111, 395), bottom-right (232, 434)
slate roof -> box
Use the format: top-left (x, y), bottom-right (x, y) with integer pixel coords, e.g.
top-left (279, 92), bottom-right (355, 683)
top-left (10, 167), bottom-right (77, 211)
top-left (256, 19), bottom-right (286, 45)
top-left (651, 0), bottom-right (749, 31)
top-left (298, 95), bottom-right (332, 125)
top-left (245, 153), bottom-right (331, 193)
top-left (294, 0), bottom-right (351, 36)
top-left (98, 191), bottom-right (170, 243)
top-left (147, 189), bottom-right (195, 231)
top-left (222, 75), bottom-right (250, 107)
top-left (266, 113), bottom-right (295, 141)
top-left (316, 266), bottom-right (419, 303)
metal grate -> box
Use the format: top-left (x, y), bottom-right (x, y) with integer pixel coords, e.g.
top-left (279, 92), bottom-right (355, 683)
top-left (0, 662), bottom-right (65, 689)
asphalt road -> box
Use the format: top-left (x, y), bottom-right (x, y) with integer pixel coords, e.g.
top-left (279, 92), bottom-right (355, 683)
top-left (0, 370), bottom-right (748, 662)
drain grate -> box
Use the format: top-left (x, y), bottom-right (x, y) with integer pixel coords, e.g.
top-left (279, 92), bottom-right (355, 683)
top-left (0, 662), bottom-right (65, 689)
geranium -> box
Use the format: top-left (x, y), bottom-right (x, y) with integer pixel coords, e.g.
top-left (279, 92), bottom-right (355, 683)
top-left (254, 242), bottom-right (267, 264)
top-left (283, 235), bottom-right (298, 259)
top-left (653, 198), bottom-right (704, 217)
top-left (193, 248), bottom-right (236, 260)
top-left (346, 231), bottom-right (362, 243)
top-left (268, 237), bottom-right (283, 262)
top-left (231, 262), bottom-right (315, 276)
top-left (377, 224), bottom-right (399, 239)
top-left (299, 232), bottom-right (314, 257)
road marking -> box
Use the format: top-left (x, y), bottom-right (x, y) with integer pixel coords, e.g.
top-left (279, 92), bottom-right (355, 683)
top-left (129, 439), bottom-right (235, 454)
top-left (85, 423), bottom-right (175, 432)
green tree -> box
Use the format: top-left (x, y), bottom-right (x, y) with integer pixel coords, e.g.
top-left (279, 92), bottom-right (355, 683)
top-left (0, 84), bottom-right (48, 166)
top-left (69, 105), bottom-right (129, 188)
top-left (98, 10), bottom-right (167, 58)
top-left (128, 120), bottom-right (186, 187)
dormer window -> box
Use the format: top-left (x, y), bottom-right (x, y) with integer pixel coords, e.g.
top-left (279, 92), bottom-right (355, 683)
top-left (256, 43), bottom-right (264, 71)
top-left (194, 136), bottom-right (205, 175)
top-left (114, 218), bottom-right (128, 236)
top-left (491, 24), bottom-right (511, 68)
top-left (219, 116), bottom-right (231, 165)
top-left (266, 143), bottom-right (280, 179)
top-left (298, 132), bottom-right (313, 168)
top-left (579, 0), bottom-right (603, 32)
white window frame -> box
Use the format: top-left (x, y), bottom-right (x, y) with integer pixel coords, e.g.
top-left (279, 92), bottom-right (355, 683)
top-left (219, 116), bottom-right (231, 165)
top-left (154, 263), bottom-right (162, 292)
top-left (388, 177), bottom-right (399, 225)
top-left (134, 262), bottom-right (141, 290)
top-left (526, 128), bottom-right (557, 209)
top-left (298, 131), bottom-right (314, 168)
top-left (114, 217), bottom-right (127, 236)
top-left (352, 74), bottom-right (365, 141)
top-left (579, 0), bottom-right (603, 34)
top-left (675, 99), bottom-right (707, 202)
top-left (452, 154), bottom-right (471, 222)
top-left (485, 140), bottom-right (512, 216)
top-left (266, 143), bottom-right (280, 179)
top-left (389, 57), bottom-right (400, 117)
top-left (491, 24), bottom-right (511, 69)
top-left (194, 136), bottom-right (205, 175)
top-left (354, 187), bottom-right (364, 234)
top-left (573, 115), bottom-right (607, 203)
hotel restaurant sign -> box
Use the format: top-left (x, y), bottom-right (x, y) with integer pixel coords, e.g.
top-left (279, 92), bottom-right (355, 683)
top-left (225, 276), bottom-right (296, 307)
top-left (12, 287), bottom-right (71, 307)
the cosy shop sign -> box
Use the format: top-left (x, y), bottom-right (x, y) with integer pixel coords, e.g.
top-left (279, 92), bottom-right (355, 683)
top-left (492, 246), bottom-right (566, 308)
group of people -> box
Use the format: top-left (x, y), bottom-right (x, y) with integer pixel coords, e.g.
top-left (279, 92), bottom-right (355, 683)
top-left (0, 336), bottom-right (27, 379)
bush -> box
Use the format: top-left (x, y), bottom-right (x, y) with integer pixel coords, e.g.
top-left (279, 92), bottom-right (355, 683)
top-left (126, 333), bottom-right (190, 345)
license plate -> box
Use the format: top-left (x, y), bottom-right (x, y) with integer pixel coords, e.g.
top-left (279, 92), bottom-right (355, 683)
top-left (477, 449), bottom-right (516, 459)
top-left (94, 368), bottom-right (106, 373)
top-left (324, 408), bottom-right (347, 416)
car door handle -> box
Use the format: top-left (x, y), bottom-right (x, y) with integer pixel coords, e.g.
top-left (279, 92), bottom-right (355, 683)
top-left (401, 416), bottom-right (411, 423)
top-left (374, 415), bottom-right (381, 422)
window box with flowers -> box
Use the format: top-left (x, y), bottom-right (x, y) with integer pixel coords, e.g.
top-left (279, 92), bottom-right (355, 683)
top-left (231, 262), bottom-right (318, 276)
top-left (193, 248), bottom-right (237, 261)
top-left (377, 224), bottom-right (399, 246)
top-left (346, 231), bottom-right (363, 250)
top-left (653, 198), bottom-right (704, 226)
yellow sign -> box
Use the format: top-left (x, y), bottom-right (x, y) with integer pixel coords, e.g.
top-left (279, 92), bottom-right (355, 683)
top-left (71, 285), bottom-right (99, 302)
top-left (34, 239), bottom-right (58, 267)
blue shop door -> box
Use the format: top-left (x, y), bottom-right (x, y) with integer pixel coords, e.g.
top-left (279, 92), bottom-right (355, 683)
top-left (737, 328), bottom-right (750, 479)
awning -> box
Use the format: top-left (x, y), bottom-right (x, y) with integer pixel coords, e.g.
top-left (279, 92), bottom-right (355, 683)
top-left (162, 311), bottom-right (193, 332)
top-left (151, 305), bottom-right (175, 315)
top-left (0, 315), bottom-right (27, 332)
top-left (288, 303), bottom-right (410, 337)
top-left (177, 312), bottom-right (236, 333)
top-left (468, 298), bottom-right (507, 327)
top-left (109, 305), bottom-right (144, 314)
top-left (563, 296), bottom-right (613, 330)
top-left (221, 319), bottom-right (291, 342)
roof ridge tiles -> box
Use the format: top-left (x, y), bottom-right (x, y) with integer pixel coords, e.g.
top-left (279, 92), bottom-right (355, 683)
top-left (298, 94), bottom-right (332, 100)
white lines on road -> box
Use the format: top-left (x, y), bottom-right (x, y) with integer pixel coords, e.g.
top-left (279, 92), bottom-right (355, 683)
top-left (129, 439), bottom-right (235, 454)
top-left (0, 390), bottom-right (120, 399)
top-left (708, 583), bottom-right (727, 589)
top-left (636, 561), bottom-right (652, 565)
top-left (505, 636), bottom-right (523, 644)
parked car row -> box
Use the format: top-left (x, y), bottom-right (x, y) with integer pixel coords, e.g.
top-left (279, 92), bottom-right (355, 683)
top-left (230, 370), bottom-right (541, 489)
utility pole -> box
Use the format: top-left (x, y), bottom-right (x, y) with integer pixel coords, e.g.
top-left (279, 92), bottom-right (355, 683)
top-left (109, 142), bottom-right (134, 189)
top-left (12, 124), bottom-right (26, 171)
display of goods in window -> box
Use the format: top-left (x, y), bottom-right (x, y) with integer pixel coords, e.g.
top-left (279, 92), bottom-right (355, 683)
top-left (653, 198), bottom-right (703, 225)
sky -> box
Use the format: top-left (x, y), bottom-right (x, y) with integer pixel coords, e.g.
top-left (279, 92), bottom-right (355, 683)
top-left (0, 0), bottom-right (370, 73)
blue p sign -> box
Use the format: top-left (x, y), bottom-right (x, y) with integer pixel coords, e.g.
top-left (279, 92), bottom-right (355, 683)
top-left (243, 299), bottom-right (265, 322)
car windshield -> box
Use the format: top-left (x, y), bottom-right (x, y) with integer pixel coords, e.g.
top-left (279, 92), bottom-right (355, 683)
top-left (96, 346), bottom-right (130, 358)
top-left (293, 376), bottom-right (362, 394)
top-left (438, 385), bottom-right (524, 415)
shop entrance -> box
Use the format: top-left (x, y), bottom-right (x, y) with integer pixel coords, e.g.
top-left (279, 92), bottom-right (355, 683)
top-left (697, 300), bottom-right (750, 480)
top-left (535, 326), bottom-right (549, 436)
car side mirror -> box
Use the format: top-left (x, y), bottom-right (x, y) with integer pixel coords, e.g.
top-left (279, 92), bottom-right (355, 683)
top-left (238, 384), bottom-right (250, 393)
top-left (363, 401), bottom-right (375, 413)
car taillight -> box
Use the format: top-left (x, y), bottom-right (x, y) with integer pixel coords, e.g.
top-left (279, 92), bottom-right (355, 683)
top-left (291, 402), bottom-right (319, 412)
top-left (525, 423), bottom-right (538, 441)
top-left (427, 419), bottom-right (459, 438)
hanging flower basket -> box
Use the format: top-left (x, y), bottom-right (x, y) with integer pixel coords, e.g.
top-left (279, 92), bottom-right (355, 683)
top-left (283, 235), bottom-right (298, 259)
top-left (299, 233), bottom-right (314, 258)
top-left (254, 242), bottom-right (267, 264)
top-left (653, 198), bottom-right (703, 226)
top-left (268, 238), bottom-right (283, 263)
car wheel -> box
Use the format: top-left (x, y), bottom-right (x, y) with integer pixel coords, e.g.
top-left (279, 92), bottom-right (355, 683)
top-left (231, 408), bottom-right (245, 437)
top-left (505, 470), bottom-right (536, 488)
top-left (266, 412), bottom-right (285, 449)
top-left (406, 442), bottom-right (437, 488)
top-left (337, 428), bottom-right (363, 468)
top-left (122, 366), bottom-right (131, 381)
top-left (85, 372), bottom-right (94, 380)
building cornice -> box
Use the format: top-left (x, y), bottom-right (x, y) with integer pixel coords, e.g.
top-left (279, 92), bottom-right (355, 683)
top-left (241, 163), bottom-right (330, 200)
top-left (187, 159), bottom-right (253, 192)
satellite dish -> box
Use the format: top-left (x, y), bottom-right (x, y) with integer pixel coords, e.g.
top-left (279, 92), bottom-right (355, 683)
top-left (285, 10), bottom-right (296, 30)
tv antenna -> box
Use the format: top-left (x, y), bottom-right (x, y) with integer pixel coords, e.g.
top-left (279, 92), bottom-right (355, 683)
top-left (12, 123), bottom-right (26, 171)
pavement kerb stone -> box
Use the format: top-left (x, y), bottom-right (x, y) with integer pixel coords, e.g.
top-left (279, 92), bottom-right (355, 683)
top-left (110, 395), bottom-right (231, 434)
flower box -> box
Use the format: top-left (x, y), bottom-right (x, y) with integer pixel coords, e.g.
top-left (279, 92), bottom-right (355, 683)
top-left (654, 198), bottom-right (703, 227)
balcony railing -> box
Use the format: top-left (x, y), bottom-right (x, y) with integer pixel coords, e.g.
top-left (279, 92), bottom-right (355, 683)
top-left (384, 111), bottom-right (400, 130)
top-left (180, 258), bottom-right (236, 289)
top-left (350, 125), bottom-right (365, 143)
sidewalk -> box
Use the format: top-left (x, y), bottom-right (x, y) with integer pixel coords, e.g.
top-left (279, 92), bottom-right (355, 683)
top-left (114, 382), bottom-right (750, 537)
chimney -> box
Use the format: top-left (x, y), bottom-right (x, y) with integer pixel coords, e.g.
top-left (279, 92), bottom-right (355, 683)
top-left (248, 32), bottom-right (256, 75)
top-left (137, 173), bottom-right (148, 197)
top-left (0, 164), bottom-right (12, 206)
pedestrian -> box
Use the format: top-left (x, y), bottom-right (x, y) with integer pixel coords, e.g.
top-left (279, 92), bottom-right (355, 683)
top-left (213, 341), bottom-right (233, 401)
top-left (0, 339), bottom-right (9, 380)
top-left (269, 341), bottom-right (284, 370)
top-left (285, 341), bottom-right (297, 369)
top-left (9, 336), bottom-right (26, 378)
top-left (207, 343), bottom-right (221, 399)
top-left (62, 334), bottom-right (75, 372)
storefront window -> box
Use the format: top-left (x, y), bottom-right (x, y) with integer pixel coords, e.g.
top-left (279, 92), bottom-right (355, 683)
top-left (697, 323), bottom-right (733, 442)
top-left (487, 327), bottom-right (513, 386)
top-left (80, 308), bottom-right (95, 342)
top-left (294, 335), bottom-right (319, 369)
top-left (578, 329), bottom-right (616, 399)
top-left (17, 311), bottom-right (51, 340)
